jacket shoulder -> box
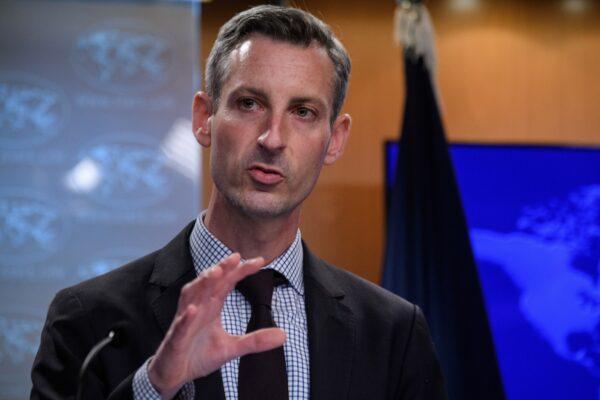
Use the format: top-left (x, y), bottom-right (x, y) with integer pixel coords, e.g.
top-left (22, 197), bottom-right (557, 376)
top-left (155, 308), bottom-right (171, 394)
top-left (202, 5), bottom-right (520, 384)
top-left (303, 245), bottom-right (416, 327)
top-left (325, 260), bottom-right (414, 310)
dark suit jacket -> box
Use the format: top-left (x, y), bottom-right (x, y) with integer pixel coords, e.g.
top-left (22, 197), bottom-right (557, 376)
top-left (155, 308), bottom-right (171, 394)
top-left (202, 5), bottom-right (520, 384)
top-left (31, 222), bottom-right (447, 399)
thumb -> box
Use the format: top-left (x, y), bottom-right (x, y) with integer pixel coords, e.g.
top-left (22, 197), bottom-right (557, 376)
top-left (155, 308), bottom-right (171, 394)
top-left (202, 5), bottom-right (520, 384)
top-left (229, 328), bottom-right (286, 359)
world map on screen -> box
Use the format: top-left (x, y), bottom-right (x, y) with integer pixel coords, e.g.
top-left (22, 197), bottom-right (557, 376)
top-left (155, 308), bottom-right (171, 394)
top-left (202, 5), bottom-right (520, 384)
top-left (452, 145), bottom-right (600, 400)
top-left (384, 143), bottom-right (600, 399)
top-left (471, 185), bottom-right (600, 392)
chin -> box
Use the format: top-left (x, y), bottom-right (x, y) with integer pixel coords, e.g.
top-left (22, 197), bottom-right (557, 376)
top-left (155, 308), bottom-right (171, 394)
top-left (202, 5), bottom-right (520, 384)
top-left (230, 191), bottom-right (297, 219)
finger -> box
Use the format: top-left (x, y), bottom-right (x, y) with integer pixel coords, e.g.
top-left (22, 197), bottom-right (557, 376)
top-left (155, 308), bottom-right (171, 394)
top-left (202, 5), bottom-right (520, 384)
top-left (228, 328), bottom-right (286, 359)
top-left (216, 252), bottom-right (244, 275)
top-left (229, 256), bottom-right (267, 284)
top-left (178, 254), bottom-right (267, 313)
top-left (213, 257), bottom-right (267, 301)
top-left (215, 254), bottom-right (265, 283)
top-left (207, 253), bottom-right (248, 295)
top-left (178, 253), bottom-right (242, 310)
top-left (202, 252), bottom-right (241, 284)
top-left (197, 252), bottom-right (242, 286)
top-left (198, 253), bottom-right (252, 302)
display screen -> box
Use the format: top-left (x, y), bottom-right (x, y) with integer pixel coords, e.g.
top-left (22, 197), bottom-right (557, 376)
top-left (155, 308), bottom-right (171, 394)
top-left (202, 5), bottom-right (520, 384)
top-left (385, 142), bottom-right (600, 399)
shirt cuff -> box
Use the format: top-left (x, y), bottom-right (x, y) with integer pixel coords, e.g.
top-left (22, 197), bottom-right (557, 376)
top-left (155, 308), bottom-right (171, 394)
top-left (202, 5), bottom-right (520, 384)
top-left (132, 357), bottom-right (195, 400)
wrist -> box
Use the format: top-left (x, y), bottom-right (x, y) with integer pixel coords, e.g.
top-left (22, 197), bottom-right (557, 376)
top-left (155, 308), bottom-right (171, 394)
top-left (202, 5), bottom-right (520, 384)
top-left (147, 357), bottom-right (184, 400)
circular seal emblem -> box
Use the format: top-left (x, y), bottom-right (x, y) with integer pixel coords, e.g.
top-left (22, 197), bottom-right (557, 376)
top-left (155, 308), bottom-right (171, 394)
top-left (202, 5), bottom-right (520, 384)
top-left (71, 19), bottom-right (173, 94)
top-left (74, 133), bottom-right (171, 209)
top-left (0, 189), bottom-right (67, 264)
top-left (0, 311), bottom-right (42, 367)
top-left (0, 306), bottom-right (44, 398)
top-left (0, 73), bottom-right (69, 149)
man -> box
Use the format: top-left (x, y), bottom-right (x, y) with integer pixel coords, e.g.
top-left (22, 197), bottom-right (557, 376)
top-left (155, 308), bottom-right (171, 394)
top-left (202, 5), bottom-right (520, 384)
top-left (31, 5), bottom-right (446, 400)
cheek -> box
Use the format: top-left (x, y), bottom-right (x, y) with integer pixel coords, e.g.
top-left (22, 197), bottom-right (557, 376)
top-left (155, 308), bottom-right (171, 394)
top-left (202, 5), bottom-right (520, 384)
top-left (293, 138), bottom-right (329, 180)
top-left (212, 121), bottom-right (240, 159)
top-left (211, 120), bottom-right (254, 177)
top-left (308, 136), bottom-right (330, 162)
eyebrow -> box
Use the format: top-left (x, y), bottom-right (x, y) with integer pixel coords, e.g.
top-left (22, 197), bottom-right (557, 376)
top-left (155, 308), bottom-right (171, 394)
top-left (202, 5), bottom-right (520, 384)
top-left (289, 96), bottom-right (327, 111)
top-left (229, 87), bottom-right (268, 101)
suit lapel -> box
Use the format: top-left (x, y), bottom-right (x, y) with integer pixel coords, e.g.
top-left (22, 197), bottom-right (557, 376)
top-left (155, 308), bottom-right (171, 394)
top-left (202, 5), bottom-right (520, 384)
top-left (149, 221), bottom-right (225, 400)
top-left (149, 221), bottom-right (197, 333)
top-left (303, 244), bottom-right (356, 400)
top-left (146, 227), bottom-right (355, 400)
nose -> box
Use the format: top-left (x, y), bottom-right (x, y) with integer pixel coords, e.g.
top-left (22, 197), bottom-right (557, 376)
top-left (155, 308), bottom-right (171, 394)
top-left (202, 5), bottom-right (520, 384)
top-left (257, 113), bottom-right (286, 152)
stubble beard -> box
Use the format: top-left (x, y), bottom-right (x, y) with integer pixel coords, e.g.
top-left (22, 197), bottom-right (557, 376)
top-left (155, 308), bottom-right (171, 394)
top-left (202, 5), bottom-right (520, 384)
top-left (227, 187), bottom-right (293, 219)
top-left (210, 149), bottom-right (321, 221)
top-left (211, 167), bottom-right (297, 220)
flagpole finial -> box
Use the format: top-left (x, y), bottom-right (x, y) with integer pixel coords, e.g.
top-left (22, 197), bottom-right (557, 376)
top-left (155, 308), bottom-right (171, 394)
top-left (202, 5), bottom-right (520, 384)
top-left (394, 1), bottom-right (437, 74)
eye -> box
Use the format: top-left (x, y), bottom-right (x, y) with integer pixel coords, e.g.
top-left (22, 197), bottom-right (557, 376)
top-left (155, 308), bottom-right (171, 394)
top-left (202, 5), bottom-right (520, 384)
top-left (238, 97), bottom-right (260, 111)
top-left (294, 107), bottom-right (316, 120)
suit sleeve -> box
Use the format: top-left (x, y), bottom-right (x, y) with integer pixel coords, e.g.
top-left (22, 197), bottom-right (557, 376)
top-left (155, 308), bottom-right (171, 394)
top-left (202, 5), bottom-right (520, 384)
top-left (395, 305), bottom-right (448, 400)
top-left (30, 288), bottom-right (135, 400)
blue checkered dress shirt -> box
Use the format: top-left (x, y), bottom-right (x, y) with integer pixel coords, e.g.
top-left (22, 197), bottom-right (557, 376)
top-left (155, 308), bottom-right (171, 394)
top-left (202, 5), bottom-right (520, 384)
top-left (132, 213), bottom-right (310, 399)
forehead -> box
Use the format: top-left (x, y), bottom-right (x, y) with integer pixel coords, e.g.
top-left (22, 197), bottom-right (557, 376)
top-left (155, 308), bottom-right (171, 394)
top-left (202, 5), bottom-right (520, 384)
top-left (221, 35), bottom-right (335, 109)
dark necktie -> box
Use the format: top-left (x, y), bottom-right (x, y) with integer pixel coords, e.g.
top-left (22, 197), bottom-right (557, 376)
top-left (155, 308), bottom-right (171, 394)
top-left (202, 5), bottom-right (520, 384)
top-left (237, 269), bottom-right (288, 400)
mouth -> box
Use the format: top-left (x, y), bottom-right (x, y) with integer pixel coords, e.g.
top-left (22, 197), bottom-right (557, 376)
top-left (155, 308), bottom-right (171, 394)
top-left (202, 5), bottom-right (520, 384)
top-left (247, 163), bottom-right (284, 185)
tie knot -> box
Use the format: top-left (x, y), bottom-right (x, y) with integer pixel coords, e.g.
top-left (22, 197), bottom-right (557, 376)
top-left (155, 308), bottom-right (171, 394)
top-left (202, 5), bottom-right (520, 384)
top-left (236, 269), bottom-right (286, 308)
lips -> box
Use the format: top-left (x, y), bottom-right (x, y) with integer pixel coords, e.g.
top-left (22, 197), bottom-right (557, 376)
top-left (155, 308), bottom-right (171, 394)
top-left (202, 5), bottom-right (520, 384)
top-left (248, 164), bottom-right (284, 185)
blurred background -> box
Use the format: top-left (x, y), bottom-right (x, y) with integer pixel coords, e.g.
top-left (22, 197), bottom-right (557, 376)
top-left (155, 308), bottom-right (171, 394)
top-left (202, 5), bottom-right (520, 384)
top-left (1, 0), bottom-right (599, 398)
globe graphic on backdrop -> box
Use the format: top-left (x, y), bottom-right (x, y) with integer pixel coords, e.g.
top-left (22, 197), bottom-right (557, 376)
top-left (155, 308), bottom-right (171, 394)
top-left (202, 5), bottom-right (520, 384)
top-left (0, 73), bottom-right (68, 149)
top-left (71, 20), bottom-right (172, 94)
top-left (471, 184), bottom-right (600, 396)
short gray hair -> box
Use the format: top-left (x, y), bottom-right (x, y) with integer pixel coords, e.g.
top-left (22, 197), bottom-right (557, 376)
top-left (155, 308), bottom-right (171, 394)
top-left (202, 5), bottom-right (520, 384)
top-left (205, 5), bottom-right (351, 123)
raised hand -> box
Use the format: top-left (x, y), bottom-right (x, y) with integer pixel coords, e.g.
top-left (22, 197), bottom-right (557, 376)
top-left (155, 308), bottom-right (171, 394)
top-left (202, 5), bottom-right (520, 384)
top-left (147, 253), bottom-right (286, 399)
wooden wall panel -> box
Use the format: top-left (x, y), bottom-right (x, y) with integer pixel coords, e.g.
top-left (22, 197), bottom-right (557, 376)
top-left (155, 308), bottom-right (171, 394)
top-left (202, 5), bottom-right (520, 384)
top-left (431, 0), bottom-right (600, 144)
top-left (200, 0), bottom-right (600, 283)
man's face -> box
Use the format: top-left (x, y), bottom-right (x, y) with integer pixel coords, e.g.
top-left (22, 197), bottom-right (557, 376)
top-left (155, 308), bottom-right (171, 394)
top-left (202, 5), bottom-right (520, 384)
top-left (197, 35), bottom-right (349, 219)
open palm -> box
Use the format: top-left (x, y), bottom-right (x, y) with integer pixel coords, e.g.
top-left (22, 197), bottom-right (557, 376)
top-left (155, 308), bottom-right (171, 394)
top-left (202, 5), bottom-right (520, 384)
top-left (148, 253), bottom-right (286, 398)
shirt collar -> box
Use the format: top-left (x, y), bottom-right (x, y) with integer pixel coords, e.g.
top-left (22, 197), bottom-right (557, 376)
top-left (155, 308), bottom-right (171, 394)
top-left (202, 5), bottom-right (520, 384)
top-left (189, 211), bottom-right (304, 295)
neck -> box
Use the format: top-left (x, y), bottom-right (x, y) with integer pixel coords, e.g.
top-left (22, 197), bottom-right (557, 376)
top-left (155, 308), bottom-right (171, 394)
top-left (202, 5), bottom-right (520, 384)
top-left (203, 189), bottom-right (301, 264)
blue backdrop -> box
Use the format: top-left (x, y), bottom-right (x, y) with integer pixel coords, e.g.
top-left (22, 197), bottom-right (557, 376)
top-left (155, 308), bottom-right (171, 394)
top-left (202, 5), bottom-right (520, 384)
top-left (386, 143), bottom-right (600, 399)
top-left (0, 1), bottom-right (200, 398)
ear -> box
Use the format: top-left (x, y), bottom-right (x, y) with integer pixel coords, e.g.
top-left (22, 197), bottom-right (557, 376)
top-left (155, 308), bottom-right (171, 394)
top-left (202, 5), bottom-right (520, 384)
top-left (192, 91), bottom-right (213, 148)
top-left (324, 113), bottom-right (351, 165)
